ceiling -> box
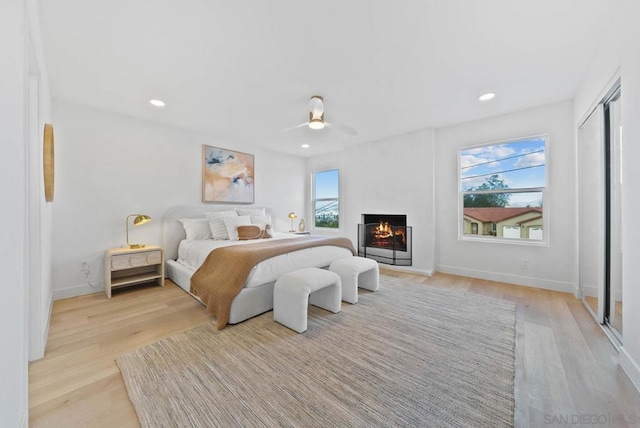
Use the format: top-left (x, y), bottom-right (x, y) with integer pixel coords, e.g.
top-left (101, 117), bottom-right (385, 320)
top-left (38, 0), bottom-right (619, 157)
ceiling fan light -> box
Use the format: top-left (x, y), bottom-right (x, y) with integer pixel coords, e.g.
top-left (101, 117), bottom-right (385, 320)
top-left (308, 119), bottom-right (325, 130)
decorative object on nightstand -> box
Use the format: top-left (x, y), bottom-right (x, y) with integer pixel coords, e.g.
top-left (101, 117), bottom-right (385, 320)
top-left (288, 212), bottom-right (297, 232)
top-left (126, 214), bottom-right (151, 249)
top-left (104, 246), bottom-right (164, 298)
top-left (298, 218), bottom-right (306, 232)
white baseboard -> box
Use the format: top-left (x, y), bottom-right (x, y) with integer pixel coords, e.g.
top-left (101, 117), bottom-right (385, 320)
top-left (620, 347), bottom-right (640, 394)
top-left (379, 265), bottom-right (434, 277)
top-left (581, 284), bottom-right (598, 298)
top-left (53, 283), bottom-right (103, 300)
top-left (435, 264), bottom-right (575, 293)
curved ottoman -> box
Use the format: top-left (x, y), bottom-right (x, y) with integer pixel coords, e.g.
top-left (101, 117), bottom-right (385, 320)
top-left (329, 256), bottom-right (379, 304)
top-left (273, 268), bottom-right (342, 333)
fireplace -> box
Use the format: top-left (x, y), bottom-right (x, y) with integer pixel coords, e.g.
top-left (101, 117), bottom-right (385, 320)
top-left (358, 214), bottom-right (412, 266)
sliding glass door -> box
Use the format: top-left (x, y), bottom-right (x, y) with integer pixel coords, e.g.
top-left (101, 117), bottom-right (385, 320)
top-left (578, 105), bottom-right (605, 322)
top-left (578, 84), bottom-right (622, 340)
top-left (605, 88), bottom-right (622, 338)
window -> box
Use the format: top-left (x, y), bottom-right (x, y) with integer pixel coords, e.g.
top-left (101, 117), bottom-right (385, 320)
top-left (313, 169), bottom-right (340, 228)
top-left (460, 136), bottom-right (546, 242)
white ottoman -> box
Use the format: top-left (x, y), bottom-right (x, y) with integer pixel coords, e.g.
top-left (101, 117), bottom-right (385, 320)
top-left (329, 256), bottom-right (379, 304)
top-left (273, 268), bottom-right (342, 333)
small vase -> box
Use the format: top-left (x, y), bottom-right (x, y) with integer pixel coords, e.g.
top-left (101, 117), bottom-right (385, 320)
top-left (298, 219), bottom-right (306, 232)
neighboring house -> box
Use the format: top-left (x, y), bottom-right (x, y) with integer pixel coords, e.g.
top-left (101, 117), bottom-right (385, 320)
top-left (463, 207), bottom-right (543, 239)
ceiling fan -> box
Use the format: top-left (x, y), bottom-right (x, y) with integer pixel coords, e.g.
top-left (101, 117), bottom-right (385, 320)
top-left (278, 95), bottom-right (358, 136)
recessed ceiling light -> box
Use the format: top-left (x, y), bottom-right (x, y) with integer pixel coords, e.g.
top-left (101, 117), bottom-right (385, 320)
top-left (149, 99), bottom-right (165, 107)
top-left (478, 93), bottom-right (496, 102)
top-left (301, 144), bottom-right (310, 148)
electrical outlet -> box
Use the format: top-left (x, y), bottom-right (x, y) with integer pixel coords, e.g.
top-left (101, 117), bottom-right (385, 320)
top-left (520, 259), bottom-right (529, 269)
top-left (80, 260), bottom-right (89, 271)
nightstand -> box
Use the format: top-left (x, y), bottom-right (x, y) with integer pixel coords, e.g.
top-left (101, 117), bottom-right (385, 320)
top-left (104, 245), bottom-right (164, 298)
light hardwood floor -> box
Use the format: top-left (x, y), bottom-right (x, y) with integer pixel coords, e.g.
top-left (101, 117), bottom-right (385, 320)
top-left (29, 270), bottom-right (640, 427)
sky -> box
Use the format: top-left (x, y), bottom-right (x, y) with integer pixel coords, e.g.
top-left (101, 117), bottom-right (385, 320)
top-left (460, 137), bottom-right (546, 207)
top-left (315, 169), bottom-right (339, 199)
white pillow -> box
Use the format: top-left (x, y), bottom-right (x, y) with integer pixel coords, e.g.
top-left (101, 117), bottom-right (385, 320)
top-left (237, 207), bottom-right (266, 217)
top-left (250, 214), bottom-right (271, 230)
top-left (223, 215), bottom-right (252, 240)
top-left (179, 218), bottom-right (212, 241)
top-left (204, 210), bottom-right (238, 240)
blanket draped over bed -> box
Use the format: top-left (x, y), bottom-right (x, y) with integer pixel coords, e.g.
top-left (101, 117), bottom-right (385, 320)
top-left (190, 236), bottom-right (356, 329)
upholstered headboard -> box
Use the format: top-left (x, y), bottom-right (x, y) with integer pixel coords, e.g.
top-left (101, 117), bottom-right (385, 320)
top-left (162, 205), bottom-right (275, 261)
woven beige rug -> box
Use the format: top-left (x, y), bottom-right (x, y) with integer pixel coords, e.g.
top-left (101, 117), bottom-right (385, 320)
top-left (117, 275), bottom-right (516, 427)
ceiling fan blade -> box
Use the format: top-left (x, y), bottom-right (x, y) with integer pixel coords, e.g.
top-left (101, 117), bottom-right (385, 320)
top-left (325, 121), bottom-right (358, 136)
top-left (276, 122), bottom-right (309, 133)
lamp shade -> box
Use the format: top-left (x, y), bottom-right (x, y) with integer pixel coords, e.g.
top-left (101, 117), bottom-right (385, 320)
top-left (133, 214), bottom-right (151, 226)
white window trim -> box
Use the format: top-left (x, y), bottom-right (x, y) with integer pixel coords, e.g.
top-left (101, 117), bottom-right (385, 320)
top-left (312, 168), bottom-right (341, 231)
top-left (457, 134), bottom-right (550, 246)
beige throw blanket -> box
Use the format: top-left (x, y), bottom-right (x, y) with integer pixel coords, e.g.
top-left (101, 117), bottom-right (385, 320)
top-left (190, 236), bottom-right (356, 329)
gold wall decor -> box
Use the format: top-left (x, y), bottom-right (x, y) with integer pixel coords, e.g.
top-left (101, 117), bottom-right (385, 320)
top-left (43, 123), bottom-right (55, 202)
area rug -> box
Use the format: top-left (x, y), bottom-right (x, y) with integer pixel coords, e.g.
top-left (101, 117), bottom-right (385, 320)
top-left (116, 275), bottom-right (516, 427)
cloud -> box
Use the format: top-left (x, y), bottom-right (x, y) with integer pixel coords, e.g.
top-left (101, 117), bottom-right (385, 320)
top-left (460, 144), bottom-right (516, 172)
top-left (514, 151), bottom-right (545, 168)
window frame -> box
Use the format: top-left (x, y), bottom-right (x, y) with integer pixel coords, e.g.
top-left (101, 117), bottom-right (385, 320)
top-left (312, 168), bottom-right (340, 230)
top-left (458, 134), bottom-right (549, 246)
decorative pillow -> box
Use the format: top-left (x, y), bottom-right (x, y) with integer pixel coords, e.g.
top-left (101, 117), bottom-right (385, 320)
top-left (223, 215), bottom-right (252, 240)
top-left (204, 210), bottom-right (238, 240)
top-left (238, 224), bottom-right (273, 240)
top-left (250, 214), bottom-right (272, 230)
top-left (237, 225), bottom-right (262, 240)
top-left (179, 218), bottom-right (212, 241)
top-left (237, 208), bottom-right (266, 217)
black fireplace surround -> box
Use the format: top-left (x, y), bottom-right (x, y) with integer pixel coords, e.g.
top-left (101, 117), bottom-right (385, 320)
top-left (358, 214), bottom-right (412, 266)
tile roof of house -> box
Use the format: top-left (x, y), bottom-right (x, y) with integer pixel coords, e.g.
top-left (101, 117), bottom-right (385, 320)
top-left (463, 207), bottom-right (543, 222)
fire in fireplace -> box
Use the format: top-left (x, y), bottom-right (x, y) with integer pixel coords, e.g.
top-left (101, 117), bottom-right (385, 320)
top-left (362, 214), bottom-right (407, 252)
top-left (358, 214), bottom-right (412, 266)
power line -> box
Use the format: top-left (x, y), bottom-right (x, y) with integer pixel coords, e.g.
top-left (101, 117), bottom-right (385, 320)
top-left (461, 163), bottom-right (545, 181)
top-left (461, 149), bottom-right (544, 170)
top-left (314, 201), bottom-right (338, 214)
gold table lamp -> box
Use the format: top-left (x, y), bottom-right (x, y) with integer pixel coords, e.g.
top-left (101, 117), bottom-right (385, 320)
top-left (288, 212), bottom-right (297, 232)
top-left (126, 214), bottom-right (151, 249)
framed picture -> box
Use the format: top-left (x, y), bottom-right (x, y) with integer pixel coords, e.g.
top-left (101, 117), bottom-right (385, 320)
top-left (202, 145), bottom-right (255, 203)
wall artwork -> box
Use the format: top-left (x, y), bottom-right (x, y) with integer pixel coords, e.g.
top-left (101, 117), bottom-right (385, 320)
top-left (202, 145), bottom-right (255, 203)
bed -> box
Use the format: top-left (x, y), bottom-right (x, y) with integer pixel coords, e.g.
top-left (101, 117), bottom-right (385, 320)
top-left (163, 205), bottom-right (355, 327)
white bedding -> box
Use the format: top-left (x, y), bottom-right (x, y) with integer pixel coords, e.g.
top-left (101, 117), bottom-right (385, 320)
top-left (176, 233), bottom-right (353, 288)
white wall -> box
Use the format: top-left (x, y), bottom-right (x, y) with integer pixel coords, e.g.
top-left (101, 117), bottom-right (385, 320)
top-left (573, 0), bottom-right (640, 391)
top-left (51, 100), bottom-right (307, 298)
top-left (307, 129), bottom-right (436, 275)
top-left (435, 100), bottom-right (576, 293)
top-left (0, 1), bottom-right (29, 425)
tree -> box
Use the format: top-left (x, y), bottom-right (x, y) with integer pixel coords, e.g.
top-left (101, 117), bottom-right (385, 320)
top-left (463, 174), bottom-right (510, 208)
